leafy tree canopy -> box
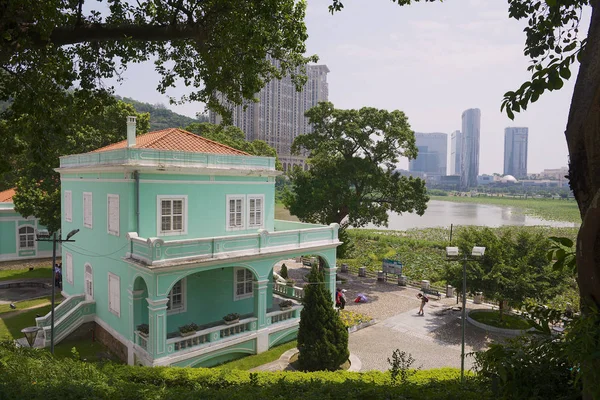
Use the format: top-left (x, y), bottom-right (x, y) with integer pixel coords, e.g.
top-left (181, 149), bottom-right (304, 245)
top-left (185, 122), bottom-right (282, 170)
top-left (2, 96), bottom-right (150, 233)
top-left (0, 0), bottom-right (316, 120)
top-left (119, 96), bottom-right (208, 131)
top-left (448, 227), bottom-right (571, 311)
top-left (283, 102), bottom-right (428, 252)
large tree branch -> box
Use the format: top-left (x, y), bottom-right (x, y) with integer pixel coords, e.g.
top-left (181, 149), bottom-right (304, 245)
top-left (46, 23), bottom-right (207, 47)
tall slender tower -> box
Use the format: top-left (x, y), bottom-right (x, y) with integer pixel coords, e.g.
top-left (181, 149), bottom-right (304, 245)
top-left (450, 130), bottom-right (462, 176)
top-left (503, 127), bottom-right (528, 178)
top-left (461, 108), bottom-right (481, 188)
top-left (209, 60), bottom-right (329, 171)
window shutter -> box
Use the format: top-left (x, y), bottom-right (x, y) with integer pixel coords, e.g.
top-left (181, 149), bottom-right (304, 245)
top-left (109, 273), bottom-right (120, 316)
top-left (83, 192), bottom-right (93, 228)
top-left (65, 253), bottom-right (73, 284)
top-left (65, 191), bottom-right (72, 222)
top-left (107, 195), bottom-right (119, 236)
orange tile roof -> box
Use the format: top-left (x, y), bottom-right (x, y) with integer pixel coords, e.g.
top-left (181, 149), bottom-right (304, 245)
top-left (92, 128), bottom-right (250, 156)
top-left (0, 188), bottom-right (15, 202)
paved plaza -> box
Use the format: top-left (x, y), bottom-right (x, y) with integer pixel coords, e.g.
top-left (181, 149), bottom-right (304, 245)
top-left (276, 260), bottom-right (505, 372)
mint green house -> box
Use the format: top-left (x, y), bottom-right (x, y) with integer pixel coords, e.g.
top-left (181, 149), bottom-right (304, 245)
top-left (0, 188), bottom-right (56, 262)
top-left (35, 117), bottom-right (340, 367)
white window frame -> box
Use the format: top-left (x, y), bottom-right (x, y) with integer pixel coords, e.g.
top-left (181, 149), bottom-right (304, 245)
top-left (247, 195), bottom-right (265, 229)
top-left (65, 252), bottom-right (73, 285)
top-left (64, 190), bottom-right (72, 222)
top-left (108, 272), bottom-right (121, 317)
top-left (166, 278), bottom-right (186, 315)
top-left (233, 267), bottom-right (254, 301)
top-left (157, 195), bottom-right (188, 236)
top-left (107, 194), bottom-right (120, 236)
top-left (226, 195), bottom-right (245, 231)
top-left (83, 192), bottom-right (93, 229)
top-left (17, 225), bottom-right (36, 250)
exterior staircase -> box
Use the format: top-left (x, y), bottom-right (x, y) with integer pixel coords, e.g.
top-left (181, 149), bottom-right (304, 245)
top-left (34, 294), bottom-right (96, 348)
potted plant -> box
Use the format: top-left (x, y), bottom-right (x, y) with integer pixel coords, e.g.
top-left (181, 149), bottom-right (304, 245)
top-left (223, 313), bottom-right (240, 325)
top-left (279, 300), bottom-right (294, 310)
top-left (286, 279), bottom-right (296, 287)
top-left (178, 323), bottom-right (199, 337)
top-left (137, 324), bottom-right (149, 337)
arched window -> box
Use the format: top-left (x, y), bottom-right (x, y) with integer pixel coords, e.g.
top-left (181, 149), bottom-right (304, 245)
top-left (85, 264), bottom-right (94, 300)
top-left (18, 226), bottom-right (35, 249)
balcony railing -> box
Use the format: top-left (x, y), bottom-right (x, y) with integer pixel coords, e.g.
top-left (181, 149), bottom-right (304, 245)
top-left (134, 331), bottom-right (149, 351)
top-left (267, 306), bottom-right (302, 325)
top-left (273, 283), bottom-right (304, 300)
top-left (166, 317), bottom-right (258, 355)
top-left (59, 148), bottom-right (277, 171)
top-left (127, 222), bottom-right (339, 267)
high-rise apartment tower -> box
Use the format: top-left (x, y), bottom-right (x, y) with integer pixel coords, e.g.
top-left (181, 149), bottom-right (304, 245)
top-left (409, 132), bottom-right (448, 177)
top-left (461, 108), bottom-right (481, 188)
top-left (209, 61), bottom-right (329, 171)
top-left (503, 127), bottom-right (528, 178)
top-left (449, 130), bottom-right (462, 176)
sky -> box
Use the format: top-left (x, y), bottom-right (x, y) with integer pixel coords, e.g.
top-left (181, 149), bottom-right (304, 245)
top-left (109, 0), bottom-right (591, 175)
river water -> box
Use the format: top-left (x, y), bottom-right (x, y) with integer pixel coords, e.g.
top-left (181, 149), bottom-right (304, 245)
top-left (367, 200), bottom-right (578, 231)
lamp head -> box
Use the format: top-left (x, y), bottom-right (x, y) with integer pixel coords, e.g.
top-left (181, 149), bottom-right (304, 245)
top-left (36, 229), bottom-right (50, 240)
top-left (66, 229), bottom-right (79, 240)
top-left (471, 246), bottom-right (486, 258)
top-left (446, 247), bottom-right (459, 258)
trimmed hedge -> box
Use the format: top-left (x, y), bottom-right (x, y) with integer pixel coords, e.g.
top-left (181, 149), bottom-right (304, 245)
top-left (0, 342), bottom-right (492, 399)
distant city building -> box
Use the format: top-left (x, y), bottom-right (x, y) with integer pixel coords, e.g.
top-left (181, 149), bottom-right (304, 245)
top-left (503, 127), bottom-right (528, 179)
top-left (477, 174), bottom-right (495, 186)
top-left (449, 130), bottom-right (462, 176)
top-left (461, 108), bottom-right (481, 188)
top-left (209, 61), bottom-right (329, 171)
top-left (409, 132), bottom-right (448, 177)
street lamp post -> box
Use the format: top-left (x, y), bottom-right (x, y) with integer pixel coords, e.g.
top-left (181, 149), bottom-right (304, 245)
top-left (446, 245), bottom-right (485, 384)
top-left (35, 228), bottom-right (79, 354)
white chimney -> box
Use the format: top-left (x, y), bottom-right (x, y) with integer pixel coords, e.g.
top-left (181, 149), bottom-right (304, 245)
top-left (126, 116), bottom-right (137, 147)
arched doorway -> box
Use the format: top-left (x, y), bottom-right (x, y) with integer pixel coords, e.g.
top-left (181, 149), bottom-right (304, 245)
top-left (84, 263), bottom-right (93, 300)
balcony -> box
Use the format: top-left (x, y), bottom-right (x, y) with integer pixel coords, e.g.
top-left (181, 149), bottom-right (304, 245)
top-left (126, 220), bottom-right (339, 267)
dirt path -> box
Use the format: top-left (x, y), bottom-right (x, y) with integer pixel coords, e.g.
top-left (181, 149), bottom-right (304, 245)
top-left (1, 302), bottom-right (51, 319)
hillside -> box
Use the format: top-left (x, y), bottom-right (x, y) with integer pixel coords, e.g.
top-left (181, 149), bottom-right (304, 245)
top-left (118, 96), bottom-right (208, 130)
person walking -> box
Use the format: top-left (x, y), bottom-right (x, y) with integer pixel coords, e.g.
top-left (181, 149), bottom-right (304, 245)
top-left (417, 293), bottom-right (428, 315)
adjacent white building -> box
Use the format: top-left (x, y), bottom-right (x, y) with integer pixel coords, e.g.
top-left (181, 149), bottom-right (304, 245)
top-left (210, 61), bottom-right (330, 171)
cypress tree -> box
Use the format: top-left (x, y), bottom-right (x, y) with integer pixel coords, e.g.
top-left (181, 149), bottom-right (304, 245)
top-left (297, 264), bottom-right (349, 371)
top-left (280, 263), bottom-right (288, 279)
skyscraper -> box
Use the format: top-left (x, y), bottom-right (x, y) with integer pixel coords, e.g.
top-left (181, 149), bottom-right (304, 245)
top-left (461, 108), bottom-right (481, 188)
top-left (409, 132), bottom-right (448, 176)
top-left (449, 130), bottom-right (462, 176)
top-left (209, 61), bottom-right (329, 171)
top-left (503, 127), bottom-right (528, 178)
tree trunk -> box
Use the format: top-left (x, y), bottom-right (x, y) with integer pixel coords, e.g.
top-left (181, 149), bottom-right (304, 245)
top-left (565, 2), bottom-right (600, 398)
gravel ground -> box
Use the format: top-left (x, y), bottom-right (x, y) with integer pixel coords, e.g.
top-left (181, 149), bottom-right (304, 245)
top-left (0, 258), bottom-right (57, 270)
top-left (276, 260), bottom-right (507, 372)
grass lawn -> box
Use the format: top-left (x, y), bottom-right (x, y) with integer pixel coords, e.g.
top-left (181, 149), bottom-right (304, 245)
top-left (470, 310), bottom-right (531, 330)
top-left (217, 340), bottom-right (297, 371)
top-left (53, 337), bottom-right (119, 362)
top-left (275, 203), bottom-right (297, 221)
top-left (0, 266), bottom-right (53, 281)
top-left (0, 294), bottom-right (62, 314)
top-left (0, 304), bottom-right (51, 340)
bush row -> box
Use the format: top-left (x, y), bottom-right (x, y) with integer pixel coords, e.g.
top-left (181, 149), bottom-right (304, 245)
top-left (0, 342), bottom-right (492, 400)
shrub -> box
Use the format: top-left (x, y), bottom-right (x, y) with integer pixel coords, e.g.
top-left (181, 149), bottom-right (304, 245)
top-left (178, 323), bottom-right (199, 334)
top-left (223, 313), bottom-right (240, 322)
top-left (388, 349), bottom-right (419, 384)
top-left (286, 279), bottom-right (296, 287)
top-left (297, 264), bottom-right (349, 371)
top-left (137, 324), bottom-right (149, 335)
top-left (279, 300), bottom-right (293, 308)
top-left (280, 263), bottom-right (289, 279)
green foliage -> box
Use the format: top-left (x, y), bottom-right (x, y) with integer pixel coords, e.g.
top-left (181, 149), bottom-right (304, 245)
top-left (472, 333), bottom-right (578, 400)
top-left (283, 102), bottom-right (429, 257)
top-left (0, 1), bottom-right (315, 123)
top-left (547, 236), bottom-right (577, 275)
top-left (279, 263), bottom-right (289, 279)
top-left (178, 323), bottom-right (199, 334)
top-left (119, 96), bottom-right (206, 130)
top-left (223, 313), bottom-right (240, 322)
top-left (185, 122), bottom-right (282, 170)
top-left (297, 264), bottom-right (349, 371)
top-left (0, 341), bottom-right (492, 399)
top-left (338, 310), bottom-right (372, 328)
top-left (387, 349), bottom-right (419, 384)
top-left (3, 97), bottom-right (150, 233)
top-left (449, 227), bottom-right (572, 309)
top-left (0, 266), bottom-right (52, 281)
